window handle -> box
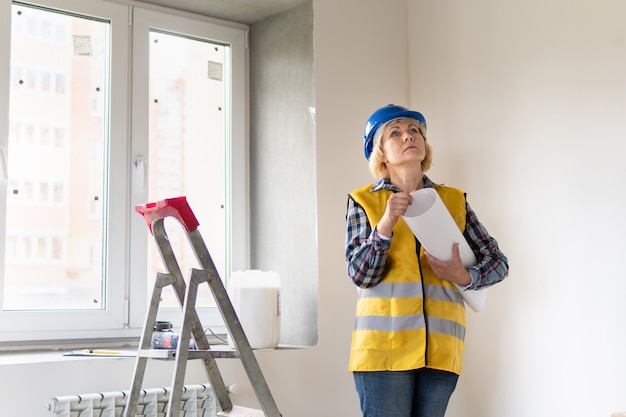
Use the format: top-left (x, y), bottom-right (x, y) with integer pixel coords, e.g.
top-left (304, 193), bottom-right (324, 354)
top-left (134, 155), bottom-right (147, 192)
top-left (0, 145), bottom-right (7, 181)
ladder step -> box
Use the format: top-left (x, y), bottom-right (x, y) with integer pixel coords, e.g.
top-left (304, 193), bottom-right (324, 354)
top-left (217, 405), bottom-right (267, 417)
top-left (138, 349), bottom-right (240, 359)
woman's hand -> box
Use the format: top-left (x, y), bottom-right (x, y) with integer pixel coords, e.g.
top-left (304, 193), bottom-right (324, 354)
top-left (425, 243), bottom-right (472, 286)
top-left (376, 191), bottom-right (413, 237)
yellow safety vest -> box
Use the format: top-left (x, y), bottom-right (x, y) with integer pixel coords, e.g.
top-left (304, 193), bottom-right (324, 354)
top-left (348, 184), bottom-right (468, 375)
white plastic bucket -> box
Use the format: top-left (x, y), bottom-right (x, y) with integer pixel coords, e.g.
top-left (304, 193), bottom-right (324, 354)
top-left (227, 270), bottom-right (281, 349)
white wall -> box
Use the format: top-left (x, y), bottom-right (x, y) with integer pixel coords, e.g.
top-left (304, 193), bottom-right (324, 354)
top-left (407, 1), bottom-right (626, 416)
top-left (248, 2), bottom-right (318, 348)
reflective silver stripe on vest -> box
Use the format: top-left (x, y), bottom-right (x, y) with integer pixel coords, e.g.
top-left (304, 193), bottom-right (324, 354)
top-left (424, 284), bottom-right (465, 306)
top-left (355, 315), bottom-right (465, 340)
top-left (354, 313), bottom-right (426, 331)
top-left (428, 317), bottom-right (466, 340)
top-left (357, 282), bottom-right (423, 299)
top-left (358, 282), bottom-right (464, 307)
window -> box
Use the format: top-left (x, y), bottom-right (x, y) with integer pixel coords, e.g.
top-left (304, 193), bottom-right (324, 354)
top-left (0, 0), bottom-right (248, 343)
top-left (129, 7), bottom-right (248, 328)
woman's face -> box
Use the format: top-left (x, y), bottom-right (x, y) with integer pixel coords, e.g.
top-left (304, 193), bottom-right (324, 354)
top-left (381, 119), bottom-right (426, 169)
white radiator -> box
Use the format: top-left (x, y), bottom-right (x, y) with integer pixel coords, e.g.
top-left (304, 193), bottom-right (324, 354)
top-left (46, 384), bottom-right (216, 417)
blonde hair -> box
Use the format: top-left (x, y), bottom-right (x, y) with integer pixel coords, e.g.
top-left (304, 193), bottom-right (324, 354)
top-left (368, 117), bottom-right (433, 179)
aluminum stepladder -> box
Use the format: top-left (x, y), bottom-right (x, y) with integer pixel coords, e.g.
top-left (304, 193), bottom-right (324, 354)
top-left (124, 196), bottom-right (282, 417)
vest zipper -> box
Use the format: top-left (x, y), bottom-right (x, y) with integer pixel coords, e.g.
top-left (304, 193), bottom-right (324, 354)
top-left (415, 237), bottom-right (429, 366)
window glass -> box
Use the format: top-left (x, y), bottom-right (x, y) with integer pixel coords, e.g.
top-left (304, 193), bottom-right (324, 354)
top-left (146, 30), bottom-right (227, 309)
top-left (3, 3), bottom-right (108, 311)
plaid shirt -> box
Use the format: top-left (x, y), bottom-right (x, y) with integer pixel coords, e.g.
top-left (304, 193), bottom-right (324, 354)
top-left (345, 176), bottom-right (509, 290)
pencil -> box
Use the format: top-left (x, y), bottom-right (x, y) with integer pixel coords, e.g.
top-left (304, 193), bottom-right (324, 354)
top-left (84, 349), bottom-right (120, 355)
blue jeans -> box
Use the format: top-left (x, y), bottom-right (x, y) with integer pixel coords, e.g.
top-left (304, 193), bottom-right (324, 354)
top-left (353, 368), bottom-right (459, 417)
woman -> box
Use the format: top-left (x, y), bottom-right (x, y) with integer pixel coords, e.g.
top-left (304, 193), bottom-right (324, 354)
top-left (345, 104), bottom-right (509, 417)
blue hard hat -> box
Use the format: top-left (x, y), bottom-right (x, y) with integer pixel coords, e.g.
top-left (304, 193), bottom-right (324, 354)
top-left (363, 104), bottom-right (427, 160)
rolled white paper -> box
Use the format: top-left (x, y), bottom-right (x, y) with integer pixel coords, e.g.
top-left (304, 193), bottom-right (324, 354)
top-left (402, 188), bottom-right (487, 312)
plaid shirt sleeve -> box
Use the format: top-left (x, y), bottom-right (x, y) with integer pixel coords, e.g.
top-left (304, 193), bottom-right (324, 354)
top-left (345, 196), bottom-right (391, 288)
top-left (345, 184), bottom-right (509, 291)
top-left (463, 202), bottom-right (509, 290)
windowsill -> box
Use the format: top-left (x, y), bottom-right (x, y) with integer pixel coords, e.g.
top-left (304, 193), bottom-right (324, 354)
top-left (0, 337), bottom-right (140, 365)
top-left (0, 339), bottom-right (310, 366)
top-left (0, 350), bottom-right (137, 365)
top-left (0, 337), bottom-right (140, 354)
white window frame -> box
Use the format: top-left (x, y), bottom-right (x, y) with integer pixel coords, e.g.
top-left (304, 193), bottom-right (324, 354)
top-left (0, 0), bottom-right (249, 344)
top-left (128, 7), bottom-right (249, 332)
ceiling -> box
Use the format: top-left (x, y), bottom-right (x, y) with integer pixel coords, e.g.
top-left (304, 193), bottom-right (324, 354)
top-left (135, 0), bottom-right (307, 24)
